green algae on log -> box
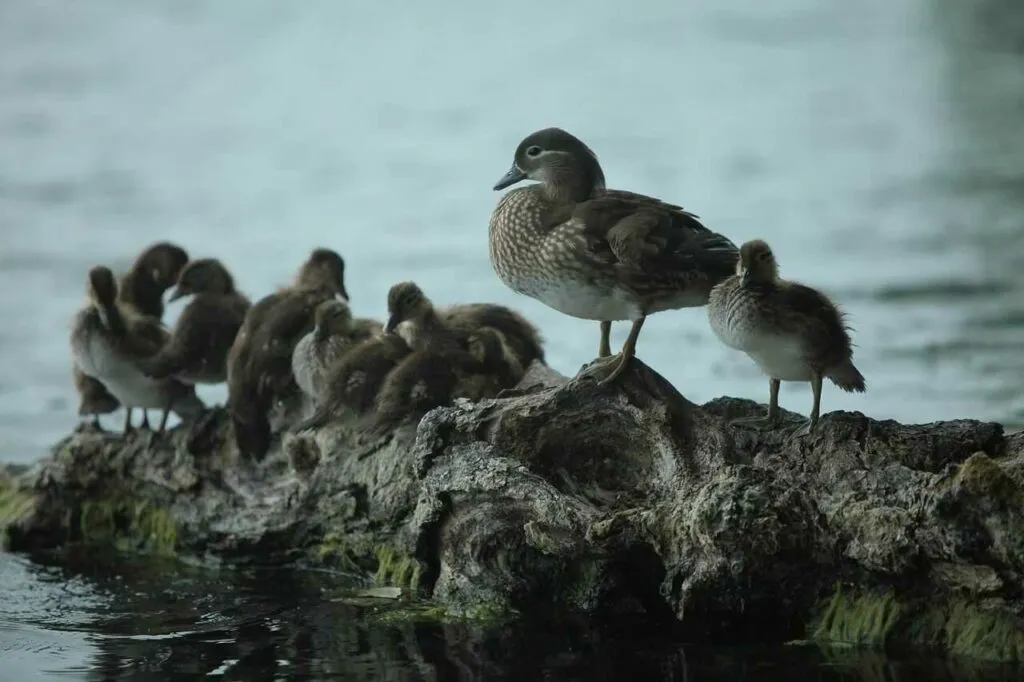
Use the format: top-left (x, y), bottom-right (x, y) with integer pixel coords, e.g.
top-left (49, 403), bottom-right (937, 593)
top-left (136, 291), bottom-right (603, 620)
top-left (3, 359), bottom-right (1024, 662)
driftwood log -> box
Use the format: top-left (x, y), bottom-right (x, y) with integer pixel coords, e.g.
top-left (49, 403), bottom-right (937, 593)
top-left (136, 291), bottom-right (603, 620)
top-left (2, 359), bottom-right (1024, 663)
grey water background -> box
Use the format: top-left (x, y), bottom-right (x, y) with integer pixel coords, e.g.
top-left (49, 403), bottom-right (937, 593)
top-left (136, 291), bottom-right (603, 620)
top-left (2, 0), bottom-right (1024, 679)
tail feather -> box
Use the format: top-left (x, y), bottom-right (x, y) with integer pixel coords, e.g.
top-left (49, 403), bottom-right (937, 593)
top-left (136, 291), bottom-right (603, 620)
top-left (828, 360), bottom-right (866, 393)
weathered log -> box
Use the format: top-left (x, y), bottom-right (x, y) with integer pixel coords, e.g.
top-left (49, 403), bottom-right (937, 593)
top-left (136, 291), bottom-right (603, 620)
top-left (3, 358), bottom-right (1024, 662)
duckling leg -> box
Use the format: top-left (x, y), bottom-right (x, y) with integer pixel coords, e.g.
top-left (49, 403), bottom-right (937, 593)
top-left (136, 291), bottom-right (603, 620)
top-left (729, 378), bottom-right (782, 430)
top-left (793, 372), bottom-right (823, 437)
top-left (140, 410), bottom-right (151, 430)
top-left (598, 321), bottom-right (612, 358)
top-left (598, 317), bottom-right (645, 386)
top-left (122, 407), bottom-right (135, 434)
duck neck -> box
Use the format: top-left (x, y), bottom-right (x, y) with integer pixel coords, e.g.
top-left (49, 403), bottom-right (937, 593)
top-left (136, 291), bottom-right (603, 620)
top-left (543, 162), bottom-right (605, 204)
top-left (409, 310), bottom-right (455, 353)
top-left (96, 299), bottom-right (126, 337)
top-left (313, 321), bottom-right (335, 343)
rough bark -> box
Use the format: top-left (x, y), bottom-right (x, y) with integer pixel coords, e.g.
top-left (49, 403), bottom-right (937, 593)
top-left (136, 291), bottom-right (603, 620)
top-left (3, 359), bottom-right (1024, 662)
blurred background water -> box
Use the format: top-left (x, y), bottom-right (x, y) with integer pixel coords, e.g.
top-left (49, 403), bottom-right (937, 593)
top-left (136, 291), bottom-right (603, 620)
top-left (2, 0), bottom-right (1024, 679)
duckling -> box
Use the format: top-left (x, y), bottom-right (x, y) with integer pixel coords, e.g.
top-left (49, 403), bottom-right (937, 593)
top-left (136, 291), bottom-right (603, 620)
top-left (290, 334), bottom-right (411, 434)
top-left (117, 241), bottom-right (190, 320)
top-left (363, 282), bottom-right (495, 439)
top-left (457, 326), bottom-right (525, 400)
top-left (707, 239), bottom-right (866, 434)
top-left (138, 258), bottom-right (251, 385)
top-left (291, 299), bottom-right (382, 404)
top-left (70, 266), bottom-right (206, 435)
top-left (226, 247), bottom-right (349, 459)
top-left (73, 367), bottom-right (120, 429)
top-left (489, 127), bottom-right (738, 384)
top-left (438, 302), bottom-right (544, 382)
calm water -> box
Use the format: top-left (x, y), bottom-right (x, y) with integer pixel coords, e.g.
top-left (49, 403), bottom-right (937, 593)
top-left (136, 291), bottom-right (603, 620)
top-left (3, 0), bottom-right (1024, 679)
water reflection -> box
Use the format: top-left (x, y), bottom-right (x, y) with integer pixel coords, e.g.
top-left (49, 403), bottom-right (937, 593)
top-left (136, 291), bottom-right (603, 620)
top-left (1, 550), bottom-right (1021, 682)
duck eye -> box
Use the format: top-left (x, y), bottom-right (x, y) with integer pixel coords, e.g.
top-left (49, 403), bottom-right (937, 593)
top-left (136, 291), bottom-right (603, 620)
top-left (525, 145), bottom-right (542, 158)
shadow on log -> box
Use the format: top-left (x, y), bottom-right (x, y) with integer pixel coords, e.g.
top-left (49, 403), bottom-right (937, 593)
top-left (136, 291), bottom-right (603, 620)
top-left (3, 358), bottom-right (1024, 662)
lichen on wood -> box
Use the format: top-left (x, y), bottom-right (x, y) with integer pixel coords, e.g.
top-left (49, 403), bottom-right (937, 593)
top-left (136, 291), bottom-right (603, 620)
top-left (3, 358), bottom-right (1024, 663)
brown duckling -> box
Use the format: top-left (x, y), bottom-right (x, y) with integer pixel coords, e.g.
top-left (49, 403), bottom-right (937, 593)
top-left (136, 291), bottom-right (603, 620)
top-left (438, 302), bottom-right (544, 381)
top-left (291, 299), bottom-right (382, 405)
top-left (70, 266), bottom-right (205, 435)
top-left (138, 258), bottom-right (251, 385)
top-left (290, 334), bottom-right (411, 434)
top-left (489, 127), bottom-right (738, 384)
top-left (458, 326), bottom-right (526, 400)
top-left (73, 367), bottom-right (120, 429)
top-left (226, 247), bottom-right (348, 459)
top-left (70, 242), bottom-right (189, 430)
top-left (707, 239), bottom-right (866, 434)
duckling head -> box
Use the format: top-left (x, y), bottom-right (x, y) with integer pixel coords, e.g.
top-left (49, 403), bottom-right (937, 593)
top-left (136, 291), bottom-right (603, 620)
top-left (296, 248), bottom-right (348, 302)
top-left (493, 127), bottom-right (606, 199)
top-left (134, 241), bottom-right (190, 289)
top-left (314, 298), bottom-right (353, 336)
top-left (87, 266), bottom-right (119, 307)
top-left (467, 327), bottom-right (505, 367)
top-left (738, 239), bottom-right (779, 285)
top-left (384, 281), bottom-right (433, 341)
top-left (169, 258), bottom-right (235, 302)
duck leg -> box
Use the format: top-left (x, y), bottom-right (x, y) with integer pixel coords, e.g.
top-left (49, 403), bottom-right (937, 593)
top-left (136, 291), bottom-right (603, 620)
top-left (140, 410), bottom-right (151, 430)
top-left (122, 407), bottom-right (135, 434)
top-left (793, 372), bottom-right (823, 437)
top-left (598, 321), bottom-right (612, 358)
top-left (729, 378), bottom-right (782, 430)
top-left (147, 404), bottom-right (172, 448)
top-left (598, 317), bottom-right (645, 386)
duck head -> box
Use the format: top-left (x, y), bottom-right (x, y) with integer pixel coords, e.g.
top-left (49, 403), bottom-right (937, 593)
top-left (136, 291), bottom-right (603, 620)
top-left (296, 248), bottom-right (348, 301)
top-left (168, 258), bottom-right (235, 302)
top-left (493, 127), bottom-right (606, 202)
top-left (384, 281), bottom-right (433, 343)
top-left (313, 298), bottom-right (353, 337)
top-left (738, 239), bottom-right (779, 285)
top-left (133, 241), bottom-right (190, 289)
top-left (87, 265), bottom-right (119, 306)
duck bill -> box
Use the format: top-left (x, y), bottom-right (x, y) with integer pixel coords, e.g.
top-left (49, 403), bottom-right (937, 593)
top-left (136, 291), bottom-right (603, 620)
top-left (383, 315), bottom-right (399, 334)
top-left (740, 268), bottom-right (752, 286)
top-left (493, 164), bottom-right (526, 191)
top-left (167, 286), bottom-right (187, 302)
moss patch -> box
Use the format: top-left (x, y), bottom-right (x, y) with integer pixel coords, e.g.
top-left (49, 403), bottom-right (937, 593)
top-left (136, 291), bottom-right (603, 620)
top-left (811, 587), bottom-right (1024, 662)
top-left (77, 499), bottom-right (177, 556)
top-left (316, 534), bottom-right (421, 590)
top-left (0, 480), bottom-right (35, 546)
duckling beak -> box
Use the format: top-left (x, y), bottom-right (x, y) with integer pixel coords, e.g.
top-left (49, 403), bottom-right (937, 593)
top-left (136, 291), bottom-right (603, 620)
top-left (739, 267), bottom-right (752, 286)
top-left (383, 315), bottom-right (399, 334)
top-left (493, 164), bottom-right (527, 191)
top-left (167, 286), bottom-right (187, 302)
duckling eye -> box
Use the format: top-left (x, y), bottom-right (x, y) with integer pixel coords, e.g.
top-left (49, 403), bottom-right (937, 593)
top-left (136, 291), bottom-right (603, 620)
top-left (525, 145), bottom-right (542, 158)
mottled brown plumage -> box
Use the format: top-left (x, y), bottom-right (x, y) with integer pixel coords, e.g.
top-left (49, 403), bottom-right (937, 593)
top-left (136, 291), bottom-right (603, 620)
top-left (70, 266), bottom-right (205, 435)
top-left (489, 127), bottom-right (738, 384)
top-left (291, 299), bottom-right (382, 404)
top-left (290, 334), bottom-right (412, 434)
top-left (71, 241), bottom-right (189, 429)
top-left (226, 248), bottom-right (348, 459)
top-left (707, 239), bottom-right (865, 434)
top-left (438, 302), bottom-right (544, 382)
top-left (138, 258), bottom-right (251, 385)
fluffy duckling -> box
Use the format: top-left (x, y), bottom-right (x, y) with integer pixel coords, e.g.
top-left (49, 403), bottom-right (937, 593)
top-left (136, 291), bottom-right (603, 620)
top-left (291, 299), bottom-right (382, 405)
top-left (70, 266), bottom-right (205, 435)
top-left (138, 258), bottom-right (251, 385)
top-left (73, 367), bottom-right (120, 429)
top-left (457, 326), bottom-right (526, 400)
top-left (116, 241), bottom-right (190, 320)
top-left (438, 302), bottom-right (544, 383)
top-left (707, 239), bottom-right (866, 433)
top-left (70, 242), bottom-right (188, 430)
top-left (290, 334), bottom-right (411, 434)
top-left (226, 248), bottom-right (349, 459)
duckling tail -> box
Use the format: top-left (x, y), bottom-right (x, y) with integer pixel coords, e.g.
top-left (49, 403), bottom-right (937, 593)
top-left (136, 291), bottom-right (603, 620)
top-left (828, 360), bottom-right (866, 393)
